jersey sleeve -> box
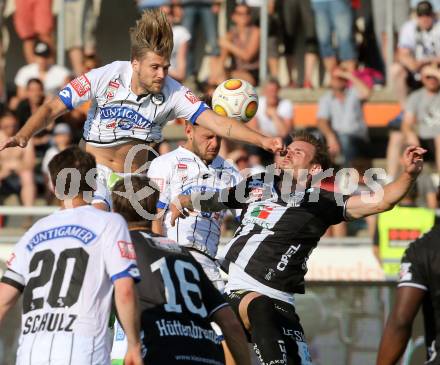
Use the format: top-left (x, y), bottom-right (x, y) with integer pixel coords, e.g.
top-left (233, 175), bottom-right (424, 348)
top-left (317, 190), bottom-right (350, 225)
top-left (398, 242), bottom-right (428, 291)
top-left (222, 175), bottom-right (254, 209)
top-left (103, 214), bottom-right (141, 283)
top-left (147, 156), bottom-right (172, 209)
top-left (57, 63), bottom-right (110, 110)
top-left (1, 232), bottom-right (31, 291)
top-left (170, 84), bottom-right (209, 125)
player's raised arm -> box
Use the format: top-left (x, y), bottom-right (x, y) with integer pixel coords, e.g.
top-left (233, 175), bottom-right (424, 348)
top-left (196, 108), bottom-right (285, 154)
top-left (345, 146), bottom-right (425, 219)
top-left (169, 183), bottom-right (246, 226)
top-left (0, 97), bottom-right (68, 150)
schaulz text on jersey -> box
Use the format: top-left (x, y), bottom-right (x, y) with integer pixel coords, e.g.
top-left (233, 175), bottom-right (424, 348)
top-left (27, 225), bottom-right (96, 251)
top-left (23, 313), bottom-right (77, 334)
top-left (99, 106), bottom-right (153, 129)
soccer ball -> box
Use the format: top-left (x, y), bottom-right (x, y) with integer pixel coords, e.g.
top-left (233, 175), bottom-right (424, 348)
top-left (212, 79), bottom-right (258, 122)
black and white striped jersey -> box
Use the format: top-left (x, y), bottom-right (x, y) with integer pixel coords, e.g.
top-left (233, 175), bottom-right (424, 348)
top-left (58, 61), bottom-right (208, 147)
top-left (1, 206), bottom-right (140, 365)
top-left (219, 173), bottom-right (349, 294)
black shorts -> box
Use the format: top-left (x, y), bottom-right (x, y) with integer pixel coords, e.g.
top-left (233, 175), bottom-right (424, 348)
top-left (0, 174), bottom-right (21, 196)
top-left (226, 290), bottom-right (312, 364)
top-left (420, 138), bottom-right (436, 162)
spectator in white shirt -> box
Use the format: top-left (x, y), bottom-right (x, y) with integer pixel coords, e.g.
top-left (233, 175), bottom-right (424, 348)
top-left (248, 78), bottom-right (294, 139)
top-left (391, 1), bottom-right (440, 106)
top-left (14, 41), bottom-right (71, 99)
top-left (41, 123), bottom-right (73, 177)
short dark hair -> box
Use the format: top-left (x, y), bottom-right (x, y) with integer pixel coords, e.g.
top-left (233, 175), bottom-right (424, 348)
top-left (48, 146), bottom-right (96, 198)
top-left (112, 176), bottom-right (159, 225)
top-left (26, 78), bottom-right (44, 89)
top-left (264, 77), bottom-right (280, 88)
top-left (291, 130), bottom-right (331, 171)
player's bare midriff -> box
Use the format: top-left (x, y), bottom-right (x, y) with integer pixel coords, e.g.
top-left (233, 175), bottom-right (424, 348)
top-left (83, 139), bottom-right (155, 173)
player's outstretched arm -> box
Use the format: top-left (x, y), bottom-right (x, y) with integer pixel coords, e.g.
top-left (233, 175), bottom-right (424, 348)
top-left (0, 97), bottom-right (68, 151)
top-left (169, 189), bottom-right (235, 226)
top-left (212, 306), bottom-right (252, 365)
top-left (0, 282), bottom-right (21, 325)
top-left (196, 109), bottom-right (285, 154)
top-left (345, 146), bottom-right (425, 219)
top-left (376, 286), bottom-right (424, 365)
top-left (114, 277), bottom-right (142, 365)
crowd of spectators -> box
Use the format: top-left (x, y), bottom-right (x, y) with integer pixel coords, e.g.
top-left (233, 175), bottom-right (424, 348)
top-left (1, 0), bottom-right (440, 238)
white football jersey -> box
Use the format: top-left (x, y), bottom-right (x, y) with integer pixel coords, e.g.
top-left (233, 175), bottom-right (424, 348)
top-left (147, 146), bottom-right (242, 258)
top-left (58, 61), bottom-right (208, 146)
top-left (1, 205), bottom-right (140, 365)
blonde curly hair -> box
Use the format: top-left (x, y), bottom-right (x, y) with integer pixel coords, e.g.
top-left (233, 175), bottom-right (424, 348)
top-left (130, 9), bottom-right (173, 61)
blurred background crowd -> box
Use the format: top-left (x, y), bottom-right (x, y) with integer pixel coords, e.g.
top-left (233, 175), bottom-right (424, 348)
top-left (1, 0), bottom-right (440, 242)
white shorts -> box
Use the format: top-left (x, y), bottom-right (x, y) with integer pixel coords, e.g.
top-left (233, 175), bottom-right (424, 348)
top-left (110, 320), bottom-right (128, 364)
top-left (17, 332), bottom-right (112, 365)
top-left (92, 164), bottom-right (136, 209)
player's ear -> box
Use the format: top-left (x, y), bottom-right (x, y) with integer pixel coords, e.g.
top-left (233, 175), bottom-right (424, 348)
top-left (132, 58), bottom-right (140, 72)
top-left (184, 122), bottom-right (194, 140)
top-left (48, 177), bottom-right (55, 194)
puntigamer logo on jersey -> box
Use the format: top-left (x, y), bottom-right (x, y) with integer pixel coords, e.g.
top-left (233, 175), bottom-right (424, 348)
top-left (27, 225), bottom-right (97, 251)
top-left (100, 106), bottom-right (153, 130)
